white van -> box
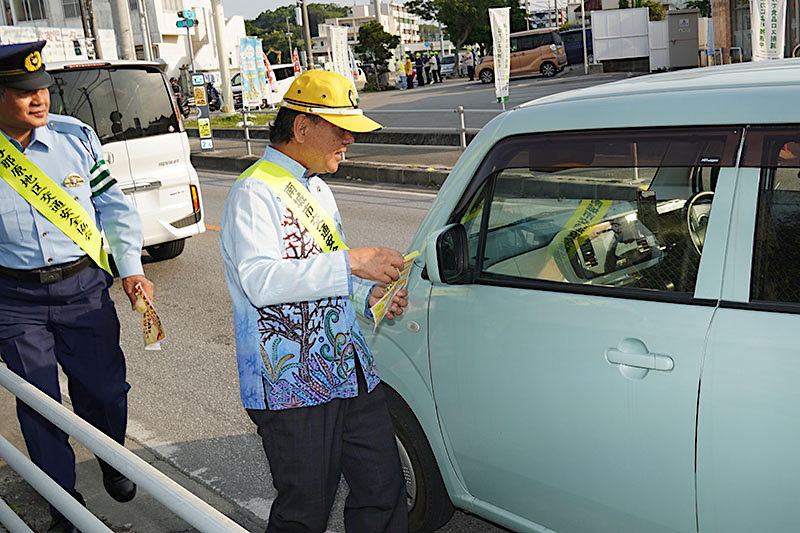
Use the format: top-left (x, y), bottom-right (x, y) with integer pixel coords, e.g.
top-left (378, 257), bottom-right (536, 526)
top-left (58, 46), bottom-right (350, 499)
top-left (47, 60), bottom-right (205, 261)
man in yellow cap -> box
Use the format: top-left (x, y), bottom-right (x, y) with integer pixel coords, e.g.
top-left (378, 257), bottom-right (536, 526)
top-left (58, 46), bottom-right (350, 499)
top-left (219, 69), bottom-right (408, 532)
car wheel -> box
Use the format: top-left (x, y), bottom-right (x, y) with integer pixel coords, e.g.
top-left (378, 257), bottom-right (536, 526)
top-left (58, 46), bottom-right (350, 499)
top-left (145, 239), bottom-right (186, 261)
top-left (479, 69), bottom-right (494, 84)
top-left (386, 388), bottom-right (455, 533)
top-left (540, 61), bottom-right (557, 77)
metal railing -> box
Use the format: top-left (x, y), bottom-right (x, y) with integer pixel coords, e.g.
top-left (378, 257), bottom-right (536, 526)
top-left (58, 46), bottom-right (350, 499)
top-left (237, 106), bottom-right (503, 155)
top-left (0, 363), bottom-right (249, 533)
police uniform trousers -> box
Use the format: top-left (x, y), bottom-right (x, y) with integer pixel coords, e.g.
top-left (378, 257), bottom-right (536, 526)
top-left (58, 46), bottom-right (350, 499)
top-left (247, 363), bottom-right (407, 533)
top-left (0, 264), bottom-right (129, 507)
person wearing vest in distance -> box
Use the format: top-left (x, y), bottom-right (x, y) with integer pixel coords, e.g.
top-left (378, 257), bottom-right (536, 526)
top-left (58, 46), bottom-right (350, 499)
top-left (219, 69), bottom-right (409, 533)
top-left (0, 41), bottom-right (153, 533)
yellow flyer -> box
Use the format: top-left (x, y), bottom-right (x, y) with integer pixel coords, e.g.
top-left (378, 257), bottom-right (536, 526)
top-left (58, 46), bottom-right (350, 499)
top-left (134, 282), bottom-right (165, 350)
top-left (370, 251), bottom-right (419, 330)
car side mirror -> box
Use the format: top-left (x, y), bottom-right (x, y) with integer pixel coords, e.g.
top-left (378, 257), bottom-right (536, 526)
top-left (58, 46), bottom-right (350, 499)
top-left (425, 224), bottom-right (470, 284)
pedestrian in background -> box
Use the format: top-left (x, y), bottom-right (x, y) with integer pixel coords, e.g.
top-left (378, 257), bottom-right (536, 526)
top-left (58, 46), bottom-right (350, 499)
top-left (423, 52), bottom-right (432, 85)
top-left (395, 58), bottom-right (406, 90)
top-left (415, 52), bottom-right (425, 87)
top-left (405, 54), bottom-right (414, 89)
top-left (432, 51), bottom-right (442, 84)
top-left (464, 49), bottom-right (475, 81)
top-left (0, 40), bottom-right (153, 533)
top-left (219, 69), bottom-right (409, 533)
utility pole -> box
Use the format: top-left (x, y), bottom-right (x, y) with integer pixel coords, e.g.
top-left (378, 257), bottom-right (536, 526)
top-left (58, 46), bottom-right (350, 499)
top-left (581, 0), bottom-right (588, 74)
top-left (109, 0), bottom-right (135, 59)
top-left (286, 16), bottom-right (293, 61)
top-left (136, 0), bottom-right (152, 60)
top-left (210, 0), bottom-right (233, 112)
top-left (301, 0), bottom-right (313, 70)
top-left (85, 0), bottom-right (104, 59)
top-left (78, 0), bottom-right (90, 43)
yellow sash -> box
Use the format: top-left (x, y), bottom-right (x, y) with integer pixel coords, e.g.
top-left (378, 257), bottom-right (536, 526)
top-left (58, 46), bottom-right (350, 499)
top-left (237, 160), bottom-right (348, 253)
top-left (0, 133), bottom-right (111, 274)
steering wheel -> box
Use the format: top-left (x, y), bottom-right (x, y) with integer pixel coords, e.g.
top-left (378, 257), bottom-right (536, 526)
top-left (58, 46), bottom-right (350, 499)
top-left (685, 191), bottom-right (714, 255)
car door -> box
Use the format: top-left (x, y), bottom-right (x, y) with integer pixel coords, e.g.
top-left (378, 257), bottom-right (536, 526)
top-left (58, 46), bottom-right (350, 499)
top-left (697, 126), bottom-right (800, 532)
top-left (427, 127), bottom-right (742, 532)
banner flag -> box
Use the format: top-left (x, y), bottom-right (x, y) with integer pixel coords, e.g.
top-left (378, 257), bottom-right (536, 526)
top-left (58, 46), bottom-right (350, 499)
top-left (489, 7), bottom-right (511, 103)
top-left (750, 0), bottom-right (787, 60)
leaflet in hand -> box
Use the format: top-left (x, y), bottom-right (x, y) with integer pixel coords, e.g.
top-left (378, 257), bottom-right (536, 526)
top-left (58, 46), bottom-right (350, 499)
top-left (133, 282), bottom-right (165, 350)
top-left (370, 251), bottom-right (419, 329)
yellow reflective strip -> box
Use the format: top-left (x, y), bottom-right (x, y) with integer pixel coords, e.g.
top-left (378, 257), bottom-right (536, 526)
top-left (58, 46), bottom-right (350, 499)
top-left (0, 134), bottom-right (111, 274)
top-left (238, 160), bottom-right (348, 253)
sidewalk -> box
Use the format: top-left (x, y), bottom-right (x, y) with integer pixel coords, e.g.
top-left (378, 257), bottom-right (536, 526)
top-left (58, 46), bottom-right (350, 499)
top-left (0, 385), bottom-right (262, 532)
top-left (190, 137), bottom-right (462, 187)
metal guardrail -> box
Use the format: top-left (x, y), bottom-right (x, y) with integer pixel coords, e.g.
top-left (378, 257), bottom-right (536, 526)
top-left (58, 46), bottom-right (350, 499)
top-left (0, 363), bottom-right (249, 533)
top-left (238, 106), bottom-right (504, 155)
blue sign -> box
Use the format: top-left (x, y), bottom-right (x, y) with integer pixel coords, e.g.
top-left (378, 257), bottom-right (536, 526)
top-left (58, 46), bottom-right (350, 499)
top-left (191, 74), bottom-right (204, 86)
top-left (176, 18), bottom-right (195, 28)
top-left (178, 9), bottom-right (195, 18)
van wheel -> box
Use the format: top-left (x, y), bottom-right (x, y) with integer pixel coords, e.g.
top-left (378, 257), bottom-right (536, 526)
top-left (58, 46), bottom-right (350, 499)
top-left (540, 61), bottom-right (557, 77)
top-left (146, 239), bottom-right (186, 261)
top-left (478, 69), bottom-right (494, 84)
top-left (386, 387), bottom-right (455, 533)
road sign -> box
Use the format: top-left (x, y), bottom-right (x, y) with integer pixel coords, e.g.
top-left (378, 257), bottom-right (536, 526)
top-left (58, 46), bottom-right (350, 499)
top-left (177, 9), bottom-right (195, 18)
top-left (176, 18), bottom-right (196, 28)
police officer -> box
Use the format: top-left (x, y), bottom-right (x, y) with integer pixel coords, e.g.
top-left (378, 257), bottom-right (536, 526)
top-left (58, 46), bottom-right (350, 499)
top-left (0, 41), bottom-right (153, 532)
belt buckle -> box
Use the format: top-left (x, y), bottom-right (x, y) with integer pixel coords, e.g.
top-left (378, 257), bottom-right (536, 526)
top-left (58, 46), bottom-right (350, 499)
top-left (39, 270), bottom-right (62, 284)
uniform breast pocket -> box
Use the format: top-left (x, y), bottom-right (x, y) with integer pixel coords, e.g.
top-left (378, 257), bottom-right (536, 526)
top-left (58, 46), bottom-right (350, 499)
top-left (0, 196), bottom-right (23, 243)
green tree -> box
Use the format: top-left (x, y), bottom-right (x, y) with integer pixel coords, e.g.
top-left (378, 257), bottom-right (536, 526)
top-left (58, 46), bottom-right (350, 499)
top-left (406, 0), bottom-right (526, 62)
top-left (354, 21), bottom-right (400, 89)
top-left (247, 3), bottom-right (351, 62)
top-left (685, 0), bottom-right (711, 17)
top-left (618, 0), bottom-right (665, 20)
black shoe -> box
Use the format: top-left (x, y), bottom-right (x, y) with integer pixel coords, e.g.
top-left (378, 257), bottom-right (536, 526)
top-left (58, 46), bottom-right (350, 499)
top-left (98, 458), bottom-right (137, 502)
top-left (47, 491), bottom-right (84, 533)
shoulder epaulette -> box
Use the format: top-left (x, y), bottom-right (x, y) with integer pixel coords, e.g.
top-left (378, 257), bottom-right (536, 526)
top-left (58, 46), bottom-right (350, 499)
top-left (46, 113), bottom-right (90, 139)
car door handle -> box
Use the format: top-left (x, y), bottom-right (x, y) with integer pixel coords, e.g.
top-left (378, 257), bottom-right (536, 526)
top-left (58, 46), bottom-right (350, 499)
top-left (605, 343), bottom-right (674, 371)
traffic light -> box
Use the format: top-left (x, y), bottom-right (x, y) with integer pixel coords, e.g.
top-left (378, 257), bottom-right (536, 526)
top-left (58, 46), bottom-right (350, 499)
top-left (73, 39), bottom-right (82, 56)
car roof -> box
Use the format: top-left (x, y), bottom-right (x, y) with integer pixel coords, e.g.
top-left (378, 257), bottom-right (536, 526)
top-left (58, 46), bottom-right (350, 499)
top-left (502, 60), bottom-right (800, 135)
top-left (511, 28), bottom-right (559, 37)
top-left (47, 59), bottom-right (166, 71)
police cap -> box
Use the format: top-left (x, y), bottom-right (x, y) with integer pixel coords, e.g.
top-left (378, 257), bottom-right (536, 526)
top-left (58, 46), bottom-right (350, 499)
top-left (0, 40), bottom-right (52, 90)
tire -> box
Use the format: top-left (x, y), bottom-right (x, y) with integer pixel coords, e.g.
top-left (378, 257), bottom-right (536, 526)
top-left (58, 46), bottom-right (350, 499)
top-left (540, 61), bottom-right (557, 77)
top-left (478, 68), bottom-right (494, 84)
top-left (386, 388), bottom-right (455, 533)
top-left (145, 239), bottom-right (186, 261)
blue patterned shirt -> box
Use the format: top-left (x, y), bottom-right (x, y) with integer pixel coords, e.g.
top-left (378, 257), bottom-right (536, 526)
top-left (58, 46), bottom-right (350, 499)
top-left (219, 146), bottom-right (379, 410)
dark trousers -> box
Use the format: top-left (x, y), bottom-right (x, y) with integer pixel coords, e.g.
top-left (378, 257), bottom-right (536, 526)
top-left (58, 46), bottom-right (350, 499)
top-left (432, 68), bottom-right (441, 83)
top-left (247, 366), bottom-right (407, 533)
top-left (416, 68), bottom-right (425, 87)
top-left (0, 266), bottom-right (129, 512)
top-left (467, 65), bottom-right (475, 81)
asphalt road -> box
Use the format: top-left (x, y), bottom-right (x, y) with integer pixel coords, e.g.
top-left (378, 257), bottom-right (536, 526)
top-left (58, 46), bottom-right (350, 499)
top-left (355, 69), bottom-right (633, 129)
top-left (113, 169), bottom-right (509, 532)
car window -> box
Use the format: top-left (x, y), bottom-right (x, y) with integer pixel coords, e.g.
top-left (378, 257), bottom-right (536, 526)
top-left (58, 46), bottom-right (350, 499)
top-left (747, 126), bottom-right (800, 304)
top-left (49, 66), bottom-right (178, 143)
top-left (273, 66), bottom-right (295, 81)
top-left (453, 127), bottom-right (742, 296)
top-left (532, 33), bottom-right (554, 48)
top-left (232, 72), bottom-right (241, 86)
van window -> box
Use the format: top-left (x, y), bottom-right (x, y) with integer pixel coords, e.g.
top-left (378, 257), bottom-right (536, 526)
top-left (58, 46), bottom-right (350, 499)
top-left (515, 36), bottom-right (535, 52)
top-left (531, 32), bottom-right (557, 48)
top-left (273, 66), bottom-right (295, 81)
top-left (49, 66), bottom-right (179, 144)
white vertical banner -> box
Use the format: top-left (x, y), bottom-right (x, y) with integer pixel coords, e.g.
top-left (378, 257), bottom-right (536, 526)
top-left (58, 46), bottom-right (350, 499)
top-left (489, 7), bottom-right (511, 103)
top-left (329, 25), bottom-right (351, 79)
top-left (750, 0), bottom-right (787, 60)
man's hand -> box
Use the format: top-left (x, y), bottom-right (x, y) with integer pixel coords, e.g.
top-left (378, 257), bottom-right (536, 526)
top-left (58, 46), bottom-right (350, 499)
top-left (122, 275), bottom-right (154, 310)
top-left (369, 286), bottom-right (409, 320)
top-left (349, 247), bottom-right (404, 284)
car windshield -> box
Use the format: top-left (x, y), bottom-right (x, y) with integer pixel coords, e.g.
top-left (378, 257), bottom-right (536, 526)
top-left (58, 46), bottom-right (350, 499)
top-left (49, 66), bottom-right (179, 144)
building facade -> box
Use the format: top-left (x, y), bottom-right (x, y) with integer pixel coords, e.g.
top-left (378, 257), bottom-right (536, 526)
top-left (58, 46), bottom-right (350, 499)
top-left (711, 0), bottom-right (798, 60)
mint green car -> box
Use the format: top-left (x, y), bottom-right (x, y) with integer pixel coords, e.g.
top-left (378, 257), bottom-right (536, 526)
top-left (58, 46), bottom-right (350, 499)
top-left (359, 60), bottom-right (800, 533)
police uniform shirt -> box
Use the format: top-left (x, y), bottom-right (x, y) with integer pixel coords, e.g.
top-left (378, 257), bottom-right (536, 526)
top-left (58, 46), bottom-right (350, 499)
top-left (0, 113), bottom-right (144, 278)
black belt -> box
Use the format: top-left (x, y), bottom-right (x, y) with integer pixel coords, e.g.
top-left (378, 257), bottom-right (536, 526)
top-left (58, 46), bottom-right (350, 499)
top-left (0, 255), bottom-right (93, 284)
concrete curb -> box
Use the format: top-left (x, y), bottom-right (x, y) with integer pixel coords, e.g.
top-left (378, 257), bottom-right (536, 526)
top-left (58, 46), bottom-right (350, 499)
top-left (190, 152), bottom-right (450, 187)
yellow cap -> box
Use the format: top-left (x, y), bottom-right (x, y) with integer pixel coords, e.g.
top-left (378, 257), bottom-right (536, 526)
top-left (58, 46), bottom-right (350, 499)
top-left (281, 70), bottom-right (382, 133)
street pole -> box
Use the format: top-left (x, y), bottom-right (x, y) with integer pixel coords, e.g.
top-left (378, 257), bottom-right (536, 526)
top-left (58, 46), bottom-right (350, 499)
top-left (109, 0), bottom-right (136, 59)
top-left (438, 19), bottom-right (444, 54)
top-left (526, 0), bottom-right (530, 31)
top-left (581, 0), bottom-right (588, 74)
top-left (78, 0), bottom-right (90, 44)
top-left (186, 25), bottom-right (195, 72)
top-left (286, 16), bottom-right (293, 61)
top-left (211, 0), bottom-right (233, 112)
top-left (137, 0), bottom-right (152, 60)
top-left (301, 0), bottom-right (313, 69)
